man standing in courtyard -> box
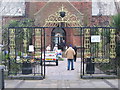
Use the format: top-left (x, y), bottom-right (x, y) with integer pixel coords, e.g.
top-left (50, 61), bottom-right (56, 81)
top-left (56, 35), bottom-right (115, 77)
top-left (65, 44), bottom-right (75, 70)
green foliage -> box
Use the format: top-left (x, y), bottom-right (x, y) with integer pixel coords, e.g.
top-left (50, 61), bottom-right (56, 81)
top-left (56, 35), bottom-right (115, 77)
top-left (2, 18), bottom-right (34, 70)
top-left (19, 19), bottom-right (34, 27)
top-left (111, 13), bottom-right (120, 31)
top-left (8, 18), bottom-right (34, 27)
top-left (8, 20), bottom-right (19, 27)
top-left (112, 13), bottom-right (120, 69)
top-left (0, 52), bottom-right (3, 64)
top-left (58, 57), bottom-right (64, 61)
top-left (91, 43), bottom-right (99, 54)
top-left (10, 59), bottom-right (21, 75)
top-left (101, 28), bottom-right (110, 44)
top-left (18, 51), bottom-right (22, 56)
top-left (3, 18), bottom-right (34, 52)
top-left (5, 54), bottom-right (9, 59)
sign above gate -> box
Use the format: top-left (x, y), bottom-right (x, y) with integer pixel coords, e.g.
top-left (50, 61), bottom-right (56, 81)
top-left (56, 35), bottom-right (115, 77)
top-left (91, 35), bottom-right (101, 42)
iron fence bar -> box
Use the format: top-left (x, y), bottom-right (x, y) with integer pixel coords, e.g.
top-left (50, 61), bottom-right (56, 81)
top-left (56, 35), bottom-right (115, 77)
top-left (15, 28), bottom-right (17, 75)
top-left (109, 28), bottom-right (111, 60)
top-left (33, 28), bottom-right (36, 76)
top-left (90, 27), bottom-right (93, 75)
top-left (103, 28), bottom-right (105, 58)
top-left (80, 27), bottom-right (83, 77)
top-left (43, 28), bottom-right (46, 78)
top-left (8, 28), bottom-right (10, 76)
top-left (80, 27), bottom-right (82, 77)
top-left (36, 28), bottom-right (39, 75)
top-left (8, 27), bottom-right (117, 29)
top-left (41, 28), bottom-right (43, 76)
top-left (82, 28), bottom-right (85, 75)
top-left (102, 28), bottom-right (103, 59)
top-left (95, 28), bottom-right (97, 58)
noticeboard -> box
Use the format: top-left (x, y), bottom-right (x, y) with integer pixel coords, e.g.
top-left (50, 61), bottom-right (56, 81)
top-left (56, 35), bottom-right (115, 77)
top-left (29, 45), bottom-right (34, 52)
top-left (91, 35), bottom-right (101, 42)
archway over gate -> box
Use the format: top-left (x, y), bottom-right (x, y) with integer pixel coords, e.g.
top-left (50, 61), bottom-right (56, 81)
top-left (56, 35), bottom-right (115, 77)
top-left (39, 5), bottom-right (83, 47)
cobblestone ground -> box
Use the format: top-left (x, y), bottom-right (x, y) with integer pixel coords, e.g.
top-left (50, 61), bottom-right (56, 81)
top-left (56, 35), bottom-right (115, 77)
top-left (5, 58), bottom-right (118, 88)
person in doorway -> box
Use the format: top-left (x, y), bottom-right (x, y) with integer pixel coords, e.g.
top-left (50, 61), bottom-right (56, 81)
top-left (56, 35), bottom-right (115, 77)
top-left (46, 44), bottom-right (51, 51)
top-left (73, 46), bottom-right (77, 62)
top-left (60, 40), bottom-right (66, 51)
top-left (53, 44), bottom-right (58, 51)
top-left (65, 44), bottom-right (75, 70)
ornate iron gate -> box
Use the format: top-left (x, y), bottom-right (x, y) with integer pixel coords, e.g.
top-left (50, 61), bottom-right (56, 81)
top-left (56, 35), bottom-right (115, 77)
top-left (7, 27), bottom-right (46, 79)
top-left (6, 27), bottom-right (117, 79)
top-left (80, 27), bottom-right (117, 78)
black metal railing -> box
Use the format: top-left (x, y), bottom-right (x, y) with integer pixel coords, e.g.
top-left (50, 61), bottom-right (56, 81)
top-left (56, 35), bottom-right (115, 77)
top-left (2, 26), bottom-right (118, 79)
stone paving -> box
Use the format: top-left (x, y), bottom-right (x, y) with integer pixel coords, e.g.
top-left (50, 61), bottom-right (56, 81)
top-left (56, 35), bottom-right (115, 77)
top-left (5, 58), bottom-right (119, 88)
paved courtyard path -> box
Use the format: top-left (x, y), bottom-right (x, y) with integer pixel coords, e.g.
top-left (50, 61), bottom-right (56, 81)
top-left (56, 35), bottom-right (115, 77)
top-left (5, 58), bottom-right (118, 88)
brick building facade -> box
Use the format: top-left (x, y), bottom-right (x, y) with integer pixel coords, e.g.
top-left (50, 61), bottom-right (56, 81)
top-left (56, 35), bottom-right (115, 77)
top-left (28, 1), bottom-right (92, 48)
top-left (2, 1), bottom-right (114, 49)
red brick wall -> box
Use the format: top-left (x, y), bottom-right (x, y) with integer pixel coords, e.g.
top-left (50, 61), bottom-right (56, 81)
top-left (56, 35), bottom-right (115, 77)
top-left (45, 28), bottom-right (52, 47)
top-left (65, 28), bottom-right (82, 47)
top-left (73, 36), bottom-right (81, 46)
top-left (71, 2), bottom-right (92, 26)
top-left (25, 2), bottom-right (92, 26)
top-left (27, 2), bottom-right (46, 19)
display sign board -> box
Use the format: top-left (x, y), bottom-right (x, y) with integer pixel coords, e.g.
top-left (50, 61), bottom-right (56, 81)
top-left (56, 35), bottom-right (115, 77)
top-left (91, 35), bottom-right (101, 42)
top-left (29, 45), bottom-right (34, 52)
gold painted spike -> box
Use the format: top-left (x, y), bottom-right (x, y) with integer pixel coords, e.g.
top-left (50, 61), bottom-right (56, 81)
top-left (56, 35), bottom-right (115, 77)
top-left (58, 5), bottom-right (67, 13)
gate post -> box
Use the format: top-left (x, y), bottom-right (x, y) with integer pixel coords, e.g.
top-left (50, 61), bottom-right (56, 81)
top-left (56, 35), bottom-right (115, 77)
top-left (0, 65), bottom-right (5, 90)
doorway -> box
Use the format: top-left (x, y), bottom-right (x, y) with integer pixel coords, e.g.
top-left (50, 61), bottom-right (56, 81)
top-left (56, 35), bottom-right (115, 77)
top-left (51, 28), bottom-right (66, 50)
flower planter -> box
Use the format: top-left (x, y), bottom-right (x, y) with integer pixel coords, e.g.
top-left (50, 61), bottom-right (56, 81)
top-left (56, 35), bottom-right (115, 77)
top-left (22, 62), bottom-right (32, 75)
